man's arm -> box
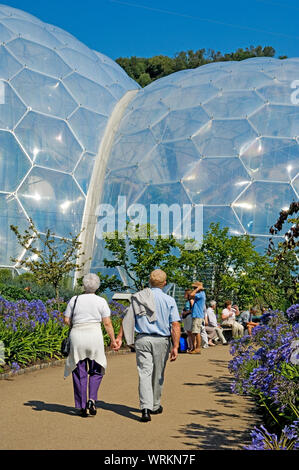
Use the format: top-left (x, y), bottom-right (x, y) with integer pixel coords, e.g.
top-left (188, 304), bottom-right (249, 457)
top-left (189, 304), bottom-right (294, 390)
top-left (170, 321), bottom-right (181, 361)
top-left (115, 323), bottom-right (124, 350)
top-left (189, 287), bottom-right (200, 299)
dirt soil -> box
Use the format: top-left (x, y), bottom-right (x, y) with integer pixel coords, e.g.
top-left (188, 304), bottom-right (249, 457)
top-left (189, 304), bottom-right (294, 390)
top-left (0, 345), bottom-right (259, 450)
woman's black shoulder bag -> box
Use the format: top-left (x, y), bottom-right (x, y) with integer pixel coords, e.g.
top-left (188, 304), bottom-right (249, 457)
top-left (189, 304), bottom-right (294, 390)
top-left (61, 295), bottom-right (79, 357)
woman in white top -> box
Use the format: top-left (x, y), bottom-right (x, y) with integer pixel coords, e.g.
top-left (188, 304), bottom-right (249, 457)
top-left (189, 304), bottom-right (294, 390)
top-left (221, 300), bottom-right (244, 339)
top-left (64, 273), bottom-right (117, 417)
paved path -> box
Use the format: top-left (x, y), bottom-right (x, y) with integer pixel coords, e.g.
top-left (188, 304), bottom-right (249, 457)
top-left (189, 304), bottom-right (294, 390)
top-left (0, 346), bottom-right (259, 450)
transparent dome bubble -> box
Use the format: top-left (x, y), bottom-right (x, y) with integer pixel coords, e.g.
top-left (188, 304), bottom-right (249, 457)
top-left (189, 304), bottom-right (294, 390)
top-left (92, 57), bottom-right (299, 270)
top-left (0, 4), bottom-right (139, 269)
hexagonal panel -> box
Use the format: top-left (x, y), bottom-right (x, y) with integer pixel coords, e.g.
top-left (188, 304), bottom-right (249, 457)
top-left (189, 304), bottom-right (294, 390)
top-left (232, 181), bottom-right (297, 235)
top-left (249, 105), bottom-right (299, 138)
top-left (152, 106), bottom-right (210, 142)
top-left (1, 18), bottom-right (62, 48)
top-left (138, 139), bottom-right (201, 184)
top-left (203, 206), bottom-right (245, 235)
top-left (102, 167), bottom-right (145, 208)
top-left (214, 70), bottom-right (273, 91)
top-left (74, 152), bottom-right (96, 195)
top-left (203, 90), bottom-right (265, 119)
top-left (107, 129), bottom-right (157, 171)
top-left (0, 82), bottom-right (27, 130)
top-left (182, 157), bottom-right (251, 205)
top-left (119, 101), bottom-right (169, 136)
top-left (240, 137), bottom-right (299, 182)
top-left (257, 82), bottom-right (295, 105)
top-left (0, 23), bottom-right (16, 43)
top-left (161, 83), bottom-right (219, 110)
top-left (136, 182), bottom-right (191, 206)
top-left (11, 69), bottom-right (77, 119)
top-left (7, 38), bottom-right (72, 78)
top-left (292, 175), bottom-right (299, 197)
top-left (56, 48), bottom-right (112, 85)
top-left (0, 45), bottom-right (22, 80)
top-left (15, 111), bottom-right (82, 173)
top-left (192, 119), bottom-right (258, 157)
top-left (17, 167), bottom-right (85, 237)
top-left (0, 193), bottom-right (28, 266)
top-left (63, 73), bottom-right (117, 115)
top-left (68, 107), bottom-right (108, 154)
top-left (0, 131), bottom-right (31, 192)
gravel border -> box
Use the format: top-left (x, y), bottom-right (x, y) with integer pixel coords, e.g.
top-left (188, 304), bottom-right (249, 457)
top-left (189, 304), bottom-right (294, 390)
top-left (0, 348), bottom-right (133, 380)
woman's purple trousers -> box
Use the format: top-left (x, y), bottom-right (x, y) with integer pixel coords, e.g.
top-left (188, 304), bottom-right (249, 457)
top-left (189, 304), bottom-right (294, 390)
top-left (72, 358), bottom-right (103, 409)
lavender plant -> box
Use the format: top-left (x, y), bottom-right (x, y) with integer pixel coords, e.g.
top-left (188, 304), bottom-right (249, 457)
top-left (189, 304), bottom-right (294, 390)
top-left (229, 306), bottom-right (299, 449)
top-left (0, 296), bottom-right (124, 371)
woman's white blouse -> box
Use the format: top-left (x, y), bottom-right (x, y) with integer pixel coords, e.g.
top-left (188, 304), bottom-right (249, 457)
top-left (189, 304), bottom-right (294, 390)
top-left (64, 294), bottom-right (111, 324)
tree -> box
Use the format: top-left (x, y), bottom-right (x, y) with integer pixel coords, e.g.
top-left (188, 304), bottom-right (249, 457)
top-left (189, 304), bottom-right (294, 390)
top-left (10, 219), bottom-right (87, 302)
top-left (267, 201), bottom-right (299, 307)
top-left (97, 223), bottom-right (179, 293)
top-left (116, 45), bottom-right (279, 87)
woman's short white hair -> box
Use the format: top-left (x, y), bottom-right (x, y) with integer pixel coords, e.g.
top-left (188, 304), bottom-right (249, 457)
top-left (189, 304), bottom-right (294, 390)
top-left (210, 300), bottom-right (217, 307)
top-left (83, 273), bottom-right (100, 293)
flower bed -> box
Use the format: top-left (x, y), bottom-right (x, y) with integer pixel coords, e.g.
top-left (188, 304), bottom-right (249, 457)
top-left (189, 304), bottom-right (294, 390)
top-left (229, 305), bottom-right (299, 450)
top-left (0, 296), bottom-right (124, 374)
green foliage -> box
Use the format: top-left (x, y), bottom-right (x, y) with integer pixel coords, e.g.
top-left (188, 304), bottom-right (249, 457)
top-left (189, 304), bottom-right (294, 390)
top-left (10, 219), bottom-right (87, 301)
top-left (0, 283), bottom-right (39, 302)
top-left (117, 45), bottom-right (277, 86)
top-left (0, 320), bottom-right (69, 366)
top-left (0, 268), bottom-right (14, 283)
top-left (98, 221), bottom-right (297, 313)
top-left (97, 223), bottom-right (178, 292)
top-left (0, 279), bottom-right (82, 303)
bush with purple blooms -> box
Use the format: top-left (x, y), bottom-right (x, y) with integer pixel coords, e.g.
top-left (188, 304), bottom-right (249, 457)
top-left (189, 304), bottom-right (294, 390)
top-left (228, 305), bottom-right (299, 450)
top-left (0, 296), bottom-right (124, 373)
top-left (286, 304), bottom-right (299, 324)
top-left (245, 421), bottom-right (299, 450)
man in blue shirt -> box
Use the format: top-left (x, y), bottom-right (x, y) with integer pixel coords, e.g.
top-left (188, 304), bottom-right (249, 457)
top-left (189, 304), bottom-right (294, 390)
top-left (115, 269), bottom-right (181, 422)
top-left (187, 281), bottom-right (206, 354)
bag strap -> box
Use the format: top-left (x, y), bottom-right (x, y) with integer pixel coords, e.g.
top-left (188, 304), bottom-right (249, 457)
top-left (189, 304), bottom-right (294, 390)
top-left (69, 295), bottom-right (79, 328)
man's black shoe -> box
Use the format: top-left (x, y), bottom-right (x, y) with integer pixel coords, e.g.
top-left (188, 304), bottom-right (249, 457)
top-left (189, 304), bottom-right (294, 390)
top-left (150, 406), bottom-right (163, 415)
top-left (140, 409), bottom-right (151, 422)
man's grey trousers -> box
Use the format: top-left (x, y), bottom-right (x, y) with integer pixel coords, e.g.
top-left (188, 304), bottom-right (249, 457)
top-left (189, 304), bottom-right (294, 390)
top-left (134, 334), bottom-right (171, 412)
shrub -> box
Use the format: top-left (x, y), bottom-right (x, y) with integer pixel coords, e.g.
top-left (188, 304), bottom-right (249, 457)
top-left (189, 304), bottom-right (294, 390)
top-left (0, 296), bottom-right (126, 372)
top-left (229, 305), bottom-right (299, 449)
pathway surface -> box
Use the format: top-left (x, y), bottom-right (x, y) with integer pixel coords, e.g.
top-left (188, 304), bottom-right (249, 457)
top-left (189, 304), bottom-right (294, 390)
top-left (0, 345), bottom-right (259, 450)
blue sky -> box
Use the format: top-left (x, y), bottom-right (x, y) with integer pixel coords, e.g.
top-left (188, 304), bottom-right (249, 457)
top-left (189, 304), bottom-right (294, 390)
top-left (2, 0), bottom-right (299, 60)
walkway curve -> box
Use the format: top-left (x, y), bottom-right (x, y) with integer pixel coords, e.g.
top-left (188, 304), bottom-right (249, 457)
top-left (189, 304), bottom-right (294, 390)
top-left (0, 345), bottom-right (259, 450)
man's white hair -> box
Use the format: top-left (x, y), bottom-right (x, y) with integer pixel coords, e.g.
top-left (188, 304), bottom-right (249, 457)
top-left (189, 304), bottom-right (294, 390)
top-left (210, 300), bottom-right (217, 307)
top-left (83, 273), bottom-right (100, 293)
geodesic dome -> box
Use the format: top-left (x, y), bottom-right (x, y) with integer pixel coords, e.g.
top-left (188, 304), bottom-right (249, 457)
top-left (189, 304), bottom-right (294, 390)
top-left (0, 4), bottom-right (138, 270)
top-left (0, 4), bottom-right (298, 277)
top-left (91, 57), bottom-right (299, 270)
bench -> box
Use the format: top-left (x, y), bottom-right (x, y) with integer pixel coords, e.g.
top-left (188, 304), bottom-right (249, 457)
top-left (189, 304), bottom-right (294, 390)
top-left (220, 325), bottom-right (233, 342)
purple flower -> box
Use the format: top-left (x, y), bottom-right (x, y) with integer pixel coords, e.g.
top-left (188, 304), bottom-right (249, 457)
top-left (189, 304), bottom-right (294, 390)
top-left (11, 362), bottom-right (20, 372)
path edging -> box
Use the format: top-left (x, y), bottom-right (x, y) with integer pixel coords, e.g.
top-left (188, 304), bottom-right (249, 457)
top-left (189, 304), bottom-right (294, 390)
top-left (0, 348), bottom-right (133, 380)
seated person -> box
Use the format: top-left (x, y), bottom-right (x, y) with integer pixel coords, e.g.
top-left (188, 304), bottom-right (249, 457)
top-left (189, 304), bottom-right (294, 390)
top-left (205, 300), bottom-right (227, 345)
top-left (246, 307), bottom-right (260, 336)
top-left (221, 300), bottom-right (244, 338)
